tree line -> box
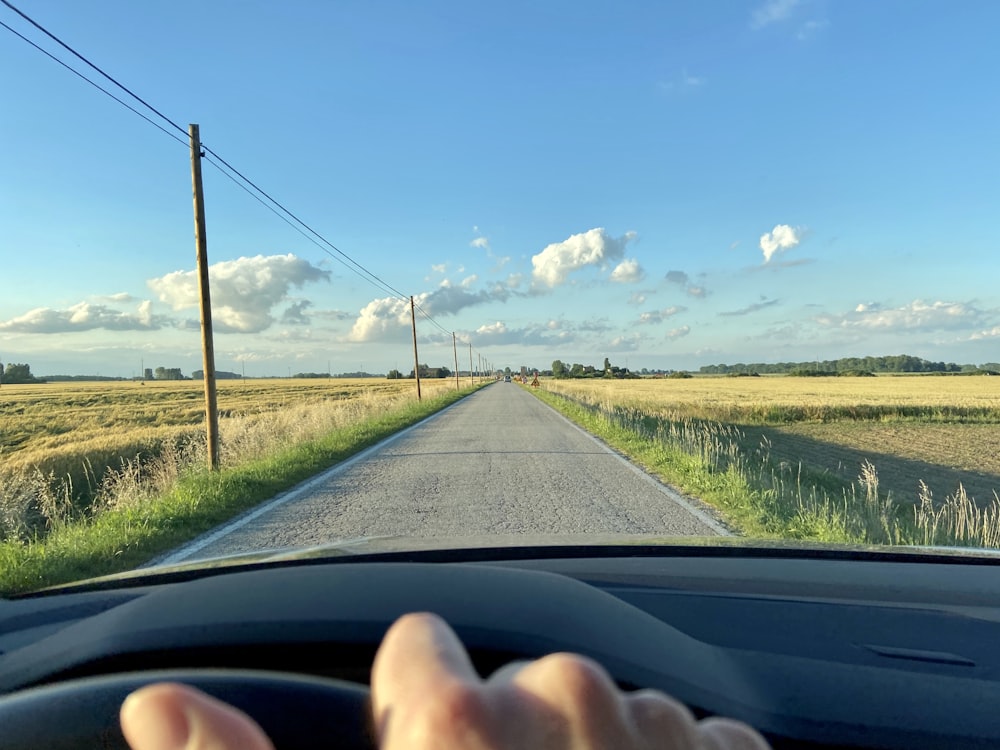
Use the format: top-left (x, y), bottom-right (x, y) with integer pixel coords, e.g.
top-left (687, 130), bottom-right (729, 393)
top-left (550, 358), bottom-right (637, 379)
top-left (700, 355), bottom-right (1000, 376)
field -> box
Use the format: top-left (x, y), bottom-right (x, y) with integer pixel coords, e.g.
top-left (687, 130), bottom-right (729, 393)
top-left (540, 375), bottom-right (1000, 547)
top-left (0, 377), bottom-right (460, 542)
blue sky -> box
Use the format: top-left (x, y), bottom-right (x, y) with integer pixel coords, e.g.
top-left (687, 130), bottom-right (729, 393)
top-left (2, 0), bottom-right (998, 377)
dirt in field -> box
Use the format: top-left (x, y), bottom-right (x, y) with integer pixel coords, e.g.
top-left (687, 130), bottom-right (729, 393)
top-left (745, 422), bottom-right (1000, 506)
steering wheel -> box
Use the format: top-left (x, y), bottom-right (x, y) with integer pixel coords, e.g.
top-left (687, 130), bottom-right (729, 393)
top-left (0, 669), bottom-right (374, 750)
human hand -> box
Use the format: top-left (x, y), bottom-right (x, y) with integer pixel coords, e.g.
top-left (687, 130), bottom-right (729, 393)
top-left (121, 611), bottom-right (771, 750)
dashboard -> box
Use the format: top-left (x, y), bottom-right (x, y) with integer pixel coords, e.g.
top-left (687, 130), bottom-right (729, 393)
top-left (2, 546), bottom-right (1000, 748)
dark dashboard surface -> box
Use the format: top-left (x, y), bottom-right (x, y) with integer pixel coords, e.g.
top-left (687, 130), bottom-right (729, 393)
top-left (2, 549), bottom-right (1000, 749)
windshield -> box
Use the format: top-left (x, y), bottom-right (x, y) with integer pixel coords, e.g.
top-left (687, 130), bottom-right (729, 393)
top-left (2, 1), bottom-right (999, 593)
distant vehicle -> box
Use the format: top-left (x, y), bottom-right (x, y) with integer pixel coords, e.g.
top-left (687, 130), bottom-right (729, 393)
top-left (504, 375), bottom-right (511, 382)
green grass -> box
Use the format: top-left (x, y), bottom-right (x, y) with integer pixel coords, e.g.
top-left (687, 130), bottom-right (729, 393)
top-left (530, 388), bottom-right (1000, 549)
top-left (0, 387), bottom-right (478, 595)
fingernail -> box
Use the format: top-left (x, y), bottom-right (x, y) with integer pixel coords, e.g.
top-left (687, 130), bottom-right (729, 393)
top-left (121, 686), bottom-right (191, 750)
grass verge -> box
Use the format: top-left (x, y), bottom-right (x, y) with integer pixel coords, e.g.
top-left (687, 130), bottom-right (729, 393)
top-left (530, 388), bottom-right (1000, 548)
top-left (1, 387), bottom-right (477, 595)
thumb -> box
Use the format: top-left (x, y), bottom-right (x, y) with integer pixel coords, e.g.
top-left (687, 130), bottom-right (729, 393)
top-left (120, 683), bottom-right (275, 750)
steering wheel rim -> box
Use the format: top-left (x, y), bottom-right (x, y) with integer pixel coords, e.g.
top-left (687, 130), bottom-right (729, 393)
top-left (0, 668), bottom-right (374, 750)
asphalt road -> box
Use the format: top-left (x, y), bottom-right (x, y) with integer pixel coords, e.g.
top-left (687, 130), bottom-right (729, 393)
top-left (162, 383), bottom-right (726, 563)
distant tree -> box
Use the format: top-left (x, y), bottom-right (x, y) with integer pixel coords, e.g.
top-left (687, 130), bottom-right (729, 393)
top-left (551, 360), bottom-right (567, 378)
top-left (2, 363), bottom-right (40, 384)
top-left (386, 369), bottom-right (403, 380)
top-left (603, 357), bottom-right (612, 377)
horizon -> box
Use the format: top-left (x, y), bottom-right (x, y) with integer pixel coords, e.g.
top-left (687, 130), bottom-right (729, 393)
top-left (2, 1), bottom-right (998, 377)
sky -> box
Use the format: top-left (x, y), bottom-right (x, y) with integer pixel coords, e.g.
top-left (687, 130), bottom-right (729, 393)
top-left (1, 0), bottom-right (999, 377)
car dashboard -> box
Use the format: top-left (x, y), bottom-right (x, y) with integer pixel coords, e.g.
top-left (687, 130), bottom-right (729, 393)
top-left (2, 547), bottom-right (1000, 749)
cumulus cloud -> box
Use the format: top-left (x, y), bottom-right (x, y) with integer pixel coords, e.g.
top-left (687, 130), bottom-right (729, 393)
top-left (431, 263), bottom-right (447, 274)
top-left (751, 0), bottom-right (799, 28)
top-left (472, 320), bottom-right (574, 347)
top-left (639, 306), bottom-right (687, 325)
top-left (719, 298), bottom-right (780, 317)
top-left (460, 274), bottom-right (479, 289)
top-left (345, 278), bottom-right (513, 343)
top-left (470, 236), bottom-right (490, 251)
top-left (666, 326), bottom-right (691, 340)
top-left (686, 286), bottom-right (707, 298)
top-left (628, 292), bottom-right (647, 305)
top-left (531, 228), bottom-right (638, 288)
top-left (608, 334), bottom-right (642, 352)
top-left (0, 300), bottom-right (164, 333)
top-left (759, 224), bottom-right (802, 263)
top-left (610, 258), bottom-right (645, 283)
top-left (147, 254), bottom-right (330, 333)
top-left (817, 300), bottom-right (988, 332)
top-left (345, 295), bottom-right (413, 343)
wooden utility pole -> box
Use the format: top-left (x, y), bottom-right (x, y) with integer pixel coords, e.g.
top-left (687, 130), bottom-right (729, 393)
top-left (190, 124), bottom-right (220, 470)
top-left (410, 296), bottom-right (422, 400)
top-left (469, 343), bottom-right (474, 385)
top-left (452, 332), bottom-right (460, 390)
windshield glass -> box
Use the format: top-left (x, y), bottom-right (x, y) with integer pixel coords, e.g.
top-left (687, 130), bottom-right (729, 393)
top-left (2, 1), bottom-right (999, 593)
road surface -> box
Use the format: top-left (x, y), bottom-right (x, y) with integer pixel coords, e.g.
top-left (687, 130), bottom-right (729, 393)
top-left (162, 383), bottom-right (726, 563)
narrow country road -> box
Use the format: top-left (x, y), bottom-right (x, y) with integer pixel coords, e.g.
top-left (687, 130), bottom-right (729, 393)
top-left (163, 383), bottom-right (726, 563)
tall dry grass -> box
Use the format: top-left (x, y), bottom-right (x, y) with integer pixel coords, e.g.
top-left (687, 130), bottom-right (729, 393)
top-left (0, 380), bottom-right (453, 543)
top-left (540, 382), bottom-right (1000, 549)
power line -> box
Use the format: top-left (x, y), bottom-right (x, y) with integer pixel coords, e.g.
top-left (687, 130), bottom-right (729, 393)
top-left (0, 18), bottom-right (188, 148)
top-left (2, 0), bottom-right (476, 348)
top-left (0, 0), bottom-right (188, 139)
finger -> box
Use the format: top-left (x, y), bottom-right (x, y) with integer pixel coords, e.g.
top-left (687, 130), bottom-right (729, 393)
top-left (371, 613), bottom-right (489, 746)
top-left (502, 652), bottom-right (630, 749)
top-left (699, 716), bottom-right (772, 750)
top-left (120, 683), bottom-right (274, 750)
top-left (626, 689), bottom-right (700, 749)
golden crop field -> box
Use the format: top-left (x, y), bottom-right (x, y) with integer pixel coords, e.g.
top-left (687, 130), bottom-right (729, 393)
top-left (0, 377), bottom-right (456, 486)
top-left (543, 376), bottom-right (1000, 506)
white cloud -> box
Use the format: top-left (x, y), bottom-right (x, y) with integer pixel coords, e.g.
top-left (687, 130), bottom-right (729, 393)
top-left (608, 334), bottom-right (642, 352)
top-left (610, 258), bottom-right (645, 283)
top-left (148, 254), bottom-right (330, 333)
top-left (431, 263), bottom-right (447, 274)
top-left (472, 320), bottom-right (573, 346)
top-left (970, 326), bottom-right (1000, 341)
top-left (759, 224), bottom-right (802, 263)
top-left (817, 300), bottom-right (988, 332)
top-left (628, 292), bottom-right (647, 305)
top-left (686, 286), bottom-right (706, 298)
top-left (751, 0), bottom-right (800, 29)
top-left (639, 306), bottom-right (687, 325)
top-left (531, 228), bottom-right (638, 288)
top-left (666, 326), bottom-right (691, 340)
top-left (470, 236), bottom-right (490, 251)
top-left (0, 300), bottom-right (164, 333)
top-left (345, 295), bottom-right (414, 343)
top-left (460, 274), bottom-right (479, 289)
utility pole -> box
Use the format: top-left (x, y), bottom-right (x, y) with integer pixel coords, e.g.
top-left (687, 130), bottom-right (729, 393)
top-left (469, 343), bottom-right (474, 385)
top-left (190, 124), bottom-right (220, 470)
top-left (410, 296), bottom-right (422, 400)
top-left (452, 333), bottom-right (460, 390)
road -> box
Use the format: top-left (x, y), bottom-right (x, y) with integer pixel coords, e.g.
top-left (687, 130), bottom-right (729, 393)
top-left (161, 383), bottom-right (726, 564)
